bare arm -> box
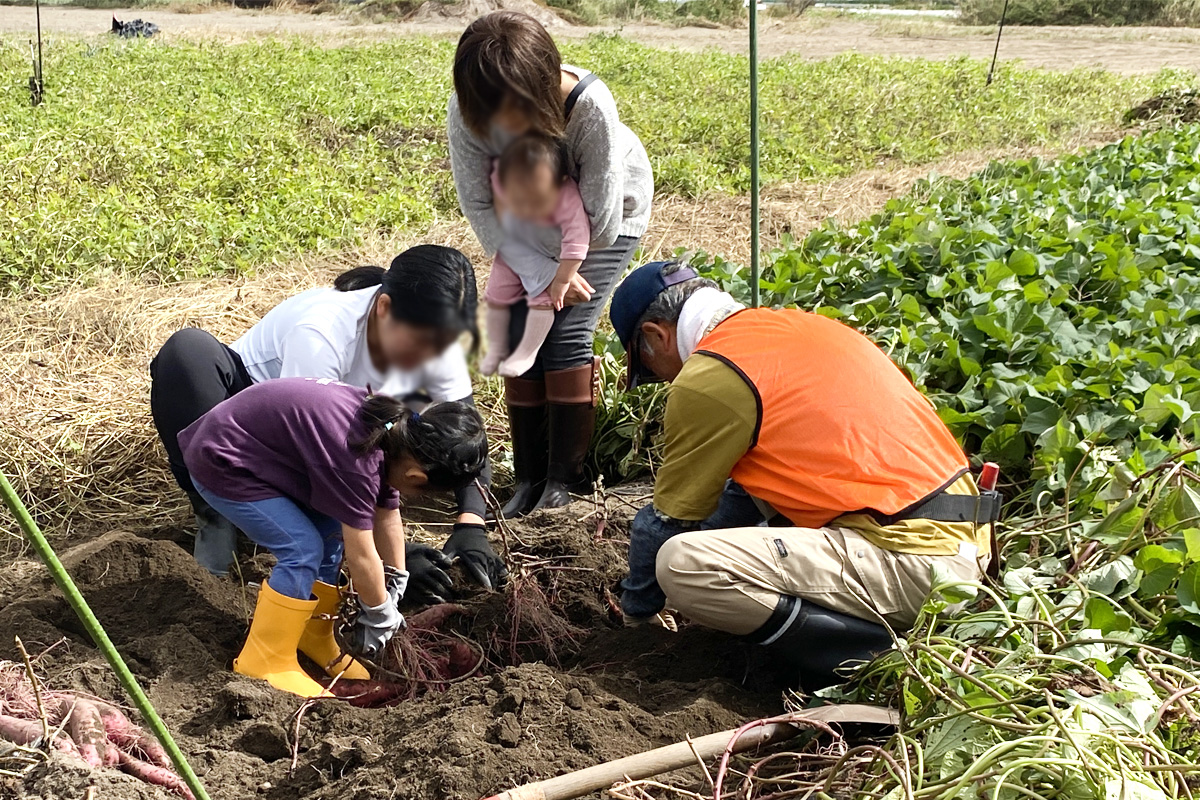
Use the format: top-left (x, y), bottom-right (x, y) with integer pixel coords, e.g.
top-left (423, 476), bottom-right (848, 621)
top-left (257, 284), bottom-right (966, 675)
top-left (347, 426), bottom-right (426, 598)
top-left (548, 259), bottom-right (583, 311)
top-left (372, 506), bottom-right (406, 572)
top-left (342, 525), bottom-right (387, 607)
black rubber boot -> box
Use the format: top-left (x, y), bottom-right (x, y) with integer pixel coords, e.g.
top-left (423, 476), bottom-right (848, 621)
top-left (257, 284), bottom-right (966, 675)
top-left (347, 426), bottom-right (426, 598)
top-left (752, 596), bottom-right (894, 691)
top-left (495, 377), bottom-right (549, 520)
top-left (534, 361), bottom-right (597, 511)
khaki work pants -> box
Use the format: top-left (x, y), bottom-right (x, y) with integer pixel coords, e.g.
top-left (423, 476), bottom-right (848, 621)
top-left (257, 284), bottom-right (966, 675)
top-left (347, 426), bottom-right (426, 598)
top-left (655, 526), bottom-right (984, 636)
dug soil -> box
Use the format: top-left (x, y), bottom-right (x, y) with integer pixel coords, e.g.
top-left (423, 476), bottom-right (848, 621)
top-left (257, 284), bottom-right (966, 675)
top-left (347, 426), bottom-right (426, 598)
top-left (0, 496), bottom-right (789, 800)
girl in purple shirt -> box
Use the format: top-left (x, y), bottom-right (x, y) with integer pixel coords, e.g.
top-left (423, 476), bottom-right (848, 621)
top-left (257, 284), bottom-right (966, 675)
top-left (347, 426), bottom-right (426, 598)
top-left (179, 378), bottom-right (487, 698)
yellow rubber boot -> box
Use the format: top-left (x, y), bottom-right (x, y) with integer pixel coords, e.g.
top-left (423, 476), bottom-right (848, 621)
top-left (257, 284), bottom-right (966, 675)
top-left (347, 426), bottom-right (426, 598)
top-left (234, 582), bottom-right (331, 698)
top-left (298, 581), bottom-right (370, 681)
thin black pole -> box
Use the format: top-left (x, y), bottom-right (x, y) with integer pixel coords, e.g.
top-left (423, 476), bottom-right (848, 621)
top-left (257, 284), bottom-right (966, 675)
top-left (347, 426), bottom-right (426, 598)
top-left (748, 0), bottom-right (760, 308)
top-left (30, 0), bottom-right (44, 105)
top-left (986, 0), bottom-right (1010, 86)
top-left (35, 0), bottom-right (42, 82)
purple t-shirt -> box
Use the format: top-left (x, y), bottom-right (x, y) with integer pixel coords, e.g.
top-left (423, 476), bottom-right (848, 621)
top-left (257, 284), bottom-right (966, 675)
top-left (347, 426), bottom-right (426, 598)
top-left (178, 378), bottom-right (401, 531)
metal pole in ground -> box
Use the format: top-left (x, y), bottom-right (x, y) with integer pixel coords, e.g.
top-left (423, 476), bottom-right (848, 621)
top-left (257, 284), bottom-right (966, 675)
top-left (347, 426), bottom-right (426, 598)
top-left (986, 0), bottom-right (1011, 86)
top-left (749, 0), bottom-right (761, 308)
top-left (0, 470), bottom-right (211, 800)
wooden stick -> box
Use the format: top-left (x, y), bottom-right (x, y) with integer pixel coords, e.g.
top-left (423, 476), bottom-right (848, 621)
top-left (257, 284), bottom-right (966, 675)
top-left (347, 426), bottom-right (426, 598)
top-left (480, 705), bottom-right (897, 800)
top-left (14, 637), bottom-right (50, 746)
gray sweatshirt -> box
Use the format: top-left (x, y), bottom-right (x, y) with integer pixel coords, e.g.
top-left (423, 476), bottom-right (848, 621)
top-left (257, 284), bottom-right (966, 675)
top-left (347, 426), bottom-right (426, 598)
top-left (447, 66), bottom-right (654, 256)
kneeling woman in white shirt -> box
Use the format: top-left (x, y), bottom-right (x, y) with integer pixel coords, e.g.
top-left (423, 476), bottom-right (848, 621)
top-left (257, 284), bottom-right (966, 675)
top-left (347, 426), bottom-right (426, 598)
top-left (149, 244), bottom-right (506, 603)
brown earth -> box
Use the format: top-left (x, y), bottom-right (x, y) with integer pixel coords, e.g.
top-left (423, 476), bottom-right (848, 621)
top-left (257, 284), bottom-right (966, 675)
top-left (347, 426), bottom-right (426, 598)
top-left (3, 8), bottom-right (1200, 74)
top-left (0, 495), bottom-right (792, 800)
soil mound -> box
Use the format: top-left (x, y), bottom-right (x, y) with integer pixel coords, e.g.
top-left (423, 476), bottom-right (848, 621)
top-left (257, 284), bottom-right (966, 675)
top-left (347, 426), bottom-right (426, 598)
top-left (0, 499), bottom-right (785, 800)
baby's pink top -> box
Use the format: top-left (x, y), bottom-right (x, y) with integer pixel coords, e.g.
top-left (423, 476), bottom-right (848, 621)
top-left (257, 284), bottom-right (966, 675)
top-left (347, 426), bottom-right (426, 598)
top-left (491, 165), bottom-right (591, 262)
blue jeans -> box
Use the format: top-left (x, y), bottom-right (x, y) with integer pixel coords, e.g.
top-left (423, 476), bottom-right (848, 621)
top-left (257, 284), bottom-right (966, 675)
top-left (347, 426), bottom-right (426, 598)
top-left (193, 481), bottom-right (343, 600)
top-left (621, 481), bottom-right (766, 618)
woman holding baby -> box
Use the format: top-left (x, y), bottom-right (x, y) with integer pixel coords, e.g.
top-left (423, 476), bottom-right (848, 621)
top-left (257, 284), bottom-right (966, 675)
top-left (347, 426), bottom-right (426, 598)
top-left (448, 11), bottom-right (654, 517)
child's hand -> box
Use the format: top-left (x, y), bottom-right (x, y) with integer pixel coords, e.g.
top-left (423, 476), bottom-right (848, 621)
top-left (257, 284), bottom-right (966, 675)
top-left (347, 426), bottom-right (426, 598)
top-left (549, 276), bottom-right (571, 311)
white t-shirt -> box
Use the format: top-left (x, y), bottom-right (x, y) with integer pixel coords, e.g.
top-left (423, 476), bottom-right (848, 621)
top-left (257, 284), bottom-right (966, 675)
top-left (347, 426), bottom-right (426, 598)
top-left (230, 286), bottom-right (473, 402)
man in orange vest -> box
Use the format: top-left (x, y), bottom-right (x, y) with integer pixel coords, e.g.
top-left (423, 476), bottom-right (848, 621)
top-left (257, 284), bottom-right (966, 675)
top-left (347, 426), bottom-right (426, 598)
top-left (609, 261), bottom-right (996, 688)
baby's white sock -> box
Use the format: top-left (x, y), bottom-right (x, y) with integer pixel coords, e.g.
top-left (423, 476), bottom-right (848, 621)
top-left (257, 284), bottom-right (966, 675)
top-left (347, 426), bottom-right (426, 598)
top-left (500, 308), bottom-right (556, 378)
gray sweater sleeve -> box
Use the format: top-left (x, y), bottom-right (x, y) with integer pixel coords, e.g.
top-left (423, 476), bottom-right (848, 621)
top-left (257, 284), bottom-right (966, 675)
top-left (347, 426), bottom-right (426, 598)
top-left (572, 90), bottom-right (625, 250)
top-left (447, 95), bottom-right (504, 256)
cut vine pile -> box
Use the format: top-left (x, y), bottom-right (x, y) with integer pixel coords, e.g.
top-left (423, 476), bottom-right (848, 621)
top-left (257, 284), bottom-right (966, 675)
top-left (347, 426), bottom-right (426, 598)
top-left (0, 494), bottom-right (787, 800)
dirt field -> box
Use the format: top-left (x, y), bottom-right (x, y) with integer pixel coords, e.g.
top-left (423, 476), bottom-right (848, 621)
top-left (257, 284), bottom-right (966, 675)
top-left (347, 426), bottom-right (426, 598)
top-left (0, 495), bottom-right (795, 800)
top-left (5, 6), bottom-right (1200, 73)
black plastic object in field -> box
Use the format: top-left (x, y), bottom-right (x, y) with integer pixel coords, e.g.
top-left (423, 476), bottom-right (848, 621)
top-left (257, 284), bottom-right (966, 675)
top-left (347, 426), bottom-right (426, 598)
top-left (111, 16), bottom-right (161, 38)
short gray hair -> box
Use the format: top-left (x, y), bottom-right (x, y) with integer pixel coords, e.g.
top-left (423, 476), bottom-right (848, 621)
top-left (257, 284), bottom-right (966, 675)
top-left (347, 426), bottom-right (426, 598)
top-left (635, 262), bottom-right (718, 357)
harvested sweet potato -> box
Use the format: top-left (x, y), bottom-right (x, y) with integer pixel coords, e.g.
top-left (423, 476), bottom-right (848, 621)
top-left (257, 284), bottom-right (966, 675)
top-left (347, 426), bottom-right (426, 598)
top-left (0, 712), bottom-right (80, 758)
top-left (407, 603), bottom-right (466, 630)
top-left (54, 697), bottom-right (113, 767)
top-left (118, 749), bottom-right (196, 800)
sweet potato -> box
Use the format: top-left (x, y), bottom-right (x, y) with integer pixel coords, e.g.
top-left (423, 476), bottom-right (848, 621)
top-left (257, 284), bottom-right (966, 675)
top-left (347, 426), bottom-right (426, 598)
top-left (91, 699), bottom-right (172, 770)
top-left (0, 712), bottom-right (80, 758)
top-left (118, 750), bottom-right (195, 800)
top-left (327, 680), bottom-right (408, 708)
top-left (407, 603), bottom-right (466, 630)
top-left (54, 697), bottom-right (113, 767)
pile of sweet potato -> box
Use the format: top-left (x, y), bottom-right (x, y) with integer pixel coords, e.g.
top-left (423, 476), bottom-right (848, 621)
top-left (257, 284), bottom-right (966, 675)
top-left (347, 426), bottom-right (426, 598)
top-left (0, 662), bottom-right (192, 799)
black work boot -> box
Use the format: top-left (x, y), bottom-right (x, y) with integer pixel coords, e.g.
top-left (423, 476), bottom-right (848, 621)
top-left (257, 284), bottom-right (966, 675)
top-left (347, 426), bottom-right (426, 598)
top-left (496, 376), bottom-right (549, 520)
top-left (751, 596), bottom-right (894, 691)
top-left (535, 360), bottom-right (597, 511)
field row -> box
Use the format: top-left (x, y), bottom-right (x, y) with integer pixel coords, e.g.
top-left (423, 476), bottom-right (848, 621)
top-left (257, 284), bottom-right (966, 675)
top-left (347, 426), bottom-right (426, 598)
top-left (0, 36), bottom-right (1189, 284)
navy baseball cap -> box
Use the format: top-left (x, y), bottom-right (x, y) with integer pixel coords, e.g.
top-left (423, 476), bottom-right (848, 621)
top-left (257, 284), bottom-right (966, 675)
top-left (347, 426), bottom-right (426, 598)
top-left (609, 261), bottom-right (699, 389)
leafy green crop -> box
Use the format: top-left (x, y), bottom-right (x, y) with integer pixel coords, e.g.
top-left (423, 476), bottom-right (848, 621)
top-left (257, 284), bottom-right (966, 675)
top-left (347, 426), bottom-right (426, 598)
top-left (0, 37), bottom-right (1186, 287)
top-left (681, 124), bottom-right (1200, 515)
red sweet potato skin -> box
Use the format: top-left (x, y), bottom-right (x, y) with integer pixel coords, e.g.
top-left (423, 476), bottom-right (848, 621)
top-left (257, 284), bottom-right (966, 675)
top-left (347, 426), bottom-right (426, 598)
top-left (118, 750), bottom-right (196, 800)
top-left (92, 697), bottom-right (172, 769)
top-left (55, 697), bottom-right (113, 767)
top-left (407, 603), bottom-right (465, 630)
top-left (0, 712), bottom-right (81, 759)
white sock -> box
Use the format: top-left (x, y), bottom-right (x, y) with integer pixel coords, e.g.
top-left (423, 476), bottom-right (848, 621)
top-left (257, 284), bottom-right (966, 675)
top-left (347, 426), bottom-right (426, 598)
top-left (500, 308), bottom-right (556, 378)
top-left (480, 305), bottom-right (511, 376)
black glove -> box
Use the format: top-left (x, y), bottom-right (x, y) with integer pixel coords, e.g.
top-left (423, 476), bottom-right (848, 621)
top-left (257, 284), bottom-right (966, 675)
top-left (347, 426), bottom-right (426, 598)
top-left (443, 523), bottom-right (508, 592)
top-left (347, 596), bottom-right (405, 660)
top-left (403, 542), bottom-right (455, 606)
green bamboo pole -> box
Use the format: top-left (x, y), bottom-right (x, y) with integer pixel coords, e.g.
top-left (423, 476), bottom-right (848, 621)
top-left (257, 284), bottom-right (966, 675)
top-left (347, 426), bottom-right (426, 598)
top-left (749, 0), bottom-right (761, 308)
top-left (0, 471), bottom-right (211, 800)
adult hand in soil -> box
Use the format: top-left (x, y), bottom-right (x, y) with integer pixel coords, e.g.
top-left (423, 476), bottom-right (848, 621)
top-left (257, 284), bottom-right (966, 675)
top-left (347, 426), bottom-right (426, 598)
top-left (403, 542), bottom-right (455, 606)
top-left (443, 523), bottom-right (508, 592)
top-left (348, 596), bottom-right (405, 660)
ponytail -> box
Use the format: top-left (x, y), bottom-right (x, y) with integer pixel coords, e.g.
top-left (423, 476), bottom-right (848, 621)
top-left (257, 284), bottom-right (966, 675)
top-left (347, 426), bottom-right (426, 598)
top-left (355, 395), bottom-right (487, 492)
top-left (333, 265), bottom-right (386, 292)
top-left (333, 246), bottom-right (479, 355)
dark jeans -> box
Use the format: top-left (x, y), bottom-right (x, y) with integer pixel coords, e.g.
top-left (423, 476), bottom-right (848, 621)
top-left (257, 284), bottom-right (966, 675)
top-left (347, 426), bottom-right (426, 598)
top-left (507, 236), bottom-right (640, 377)
top-left (149, 327), bottom-right (489, 518)
top-left (621, 481), bottom-right (767, 619)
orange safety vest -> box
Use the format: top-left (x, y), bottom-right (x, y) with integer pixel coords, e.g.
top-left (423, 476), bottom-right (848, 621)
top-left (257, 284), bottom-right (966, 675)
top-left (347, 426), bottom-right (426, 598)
top-left (695, 308), bottom-right (968, 529)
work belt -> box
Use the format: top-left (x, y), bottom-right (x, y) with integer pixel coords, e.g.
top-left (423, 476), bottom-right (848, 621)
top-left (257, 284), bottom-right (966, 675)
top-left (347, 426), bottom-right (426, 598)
top-left (868, 487), bottom-right (1003, 528)
top-left (863, 470), bottom-right (1004, 580)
